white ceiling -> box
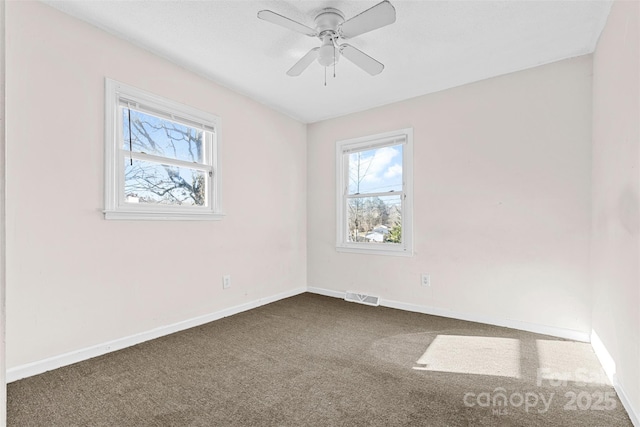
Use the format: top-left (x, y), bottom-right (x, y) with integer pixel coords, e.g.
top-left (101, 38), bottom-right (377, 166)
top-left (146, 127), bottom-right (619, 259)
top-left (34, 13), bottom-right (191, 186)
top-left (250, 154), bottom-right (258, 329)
top-left (43, 0), bottom-right (612, 123)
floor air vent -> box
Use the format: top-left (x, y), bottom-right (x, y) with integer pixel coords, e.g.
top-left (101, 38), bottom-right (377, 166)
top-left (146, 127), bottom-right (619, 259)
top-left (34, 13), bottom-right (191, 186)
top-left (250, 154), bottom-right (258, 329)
top-left (344, 292), bottom-right (380, 306)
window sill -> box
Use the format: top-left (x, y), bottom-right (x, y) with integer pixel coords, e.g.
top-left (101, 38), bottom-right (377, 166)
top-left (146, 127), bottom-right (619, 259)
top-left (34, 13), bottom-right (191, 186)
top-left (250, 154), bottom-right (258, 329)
top-left (336, 245), bottom-right (413, 257)
top-left (104, 209), bottom-right (225, 221)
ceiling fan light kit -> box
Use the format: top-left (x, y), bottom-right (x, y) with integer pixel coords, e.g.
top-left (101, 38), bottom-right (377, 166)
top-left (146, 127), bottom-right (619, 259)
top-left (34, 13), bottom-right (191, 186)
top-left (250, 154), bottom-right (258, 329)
top-left (318, 34), bottom-right (340, 67)
top-left (257, 1), bottom-right (396, 83)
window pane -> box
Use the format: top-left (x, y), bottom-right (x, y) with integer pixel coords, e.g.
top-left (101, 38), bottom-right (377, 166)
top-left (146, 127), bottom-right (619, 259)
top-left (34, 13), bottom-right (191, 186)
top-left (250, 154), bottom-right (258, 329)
top-left (121, 107), bottom-right (204, 163)
top-left (348, 144), bottom-right (402, 195)
top-left (347, 195), bottom-right (402, 244)
top-left (124, 159), bottom-right (207, 206)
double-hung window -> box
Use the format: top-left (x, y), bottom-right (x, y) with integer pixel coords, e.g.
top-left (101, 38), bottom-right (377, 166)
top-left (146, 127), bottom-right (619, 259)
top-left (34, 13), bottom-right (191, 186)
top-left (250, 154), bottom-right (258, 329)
top-left (336, 128), bottom-right (413, 256)
top-left (104, 79), bottom-right (222, 220)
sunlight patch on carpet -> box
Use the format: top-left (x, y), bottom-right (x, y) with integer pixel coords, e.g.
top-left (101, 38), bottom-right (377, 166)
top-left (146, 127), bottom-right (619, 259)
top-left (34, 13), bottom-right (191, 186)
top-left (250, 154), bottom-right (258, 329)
top-left (536, 339), bottom-right (610, 386)
top-left (413, 335), bottom-right (521, 378)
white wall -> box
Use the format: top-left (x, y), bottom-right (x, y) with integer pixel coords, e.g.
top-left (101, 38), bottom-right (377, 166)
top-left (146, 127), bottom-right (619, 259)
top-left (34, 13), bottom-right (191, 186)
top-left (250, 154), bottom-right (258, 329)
top-left (0, 0), bottom-right (6, 423)
top-left (5, 1), bottom-right (307, 369)
top-left (591, 0), bottom-right (640, 420)
top-left (308, 55), bottom-right (593, 336)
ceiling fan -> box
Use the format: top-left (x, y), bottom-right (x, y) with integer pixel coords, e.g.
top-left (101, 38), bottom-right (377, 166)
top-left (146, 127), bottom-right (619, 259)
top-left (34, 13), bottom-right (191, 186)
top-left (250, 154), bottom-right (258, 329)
top-left (257, 1), bottom-right (396, 78)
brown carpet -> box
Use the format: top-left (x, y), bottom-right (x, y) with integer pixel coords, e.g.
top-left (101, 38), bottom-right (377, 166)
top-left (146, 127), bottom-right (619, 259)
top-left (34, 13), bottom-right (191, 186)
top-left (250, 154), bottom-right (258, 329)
top-left (7, 293), bottom-right (633, 426)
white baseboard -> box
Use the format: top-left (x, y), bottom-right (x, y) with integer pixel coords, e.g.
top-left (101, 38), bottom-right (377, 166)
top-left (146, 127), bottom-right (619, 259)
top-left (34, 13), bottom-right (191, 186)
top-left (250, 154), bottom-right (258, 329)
top-left (307, 286), bottom-right (590, 342)
top-left (7, 285), bottom-right (638, 425)
top-left (307, 286), bottom-right (345, 299)
top-left (591, 330), bottom-right (639, 426)
top-left (7, 287), bottom-right (306, 383)
top-left (613, 375), bottom-right (640, 427)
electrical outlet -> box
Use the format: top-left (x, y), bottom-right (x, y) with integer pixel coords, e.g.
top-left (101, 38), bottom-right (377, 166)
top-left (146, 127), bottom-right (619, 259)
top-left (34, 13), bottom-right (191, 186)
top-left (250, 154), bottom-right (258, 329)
top-left (222, 274), bottom-right (231, 289)
top-left (421, 274), bottom-right (430, 287)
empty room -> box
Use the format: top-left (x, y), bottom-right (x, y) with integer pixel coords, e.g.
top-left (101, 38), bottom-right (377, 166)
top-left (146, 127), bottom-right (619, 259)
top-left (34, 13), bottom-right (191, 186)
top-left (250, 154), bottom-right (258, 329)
top-left (0, 0), bottom-right (638, 426)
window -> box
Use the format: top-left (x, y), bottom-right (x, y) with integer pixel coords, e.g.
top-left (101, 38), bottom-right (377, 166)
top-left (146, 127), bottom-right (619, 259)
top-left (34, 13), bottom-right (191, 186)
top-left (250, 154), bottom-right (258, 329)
top-left (104, 79), bottom-right (222, 220)
top-left (336, 128), bottom-right (413, 256)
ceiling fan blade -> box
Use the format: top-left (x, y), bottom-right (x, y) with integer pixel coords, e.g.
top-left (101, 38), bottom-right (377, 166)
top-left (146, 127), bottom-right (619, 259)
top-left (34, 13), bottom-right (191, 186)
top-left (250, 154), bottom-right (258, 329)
top-left (257, 10), bottom-right (317, 37)
top-left (287, 48), bottom-right (320, 76)
top-left (339, 1), bottom-right (396, 39)
top-left (340, 44), bottom-right (384, 76)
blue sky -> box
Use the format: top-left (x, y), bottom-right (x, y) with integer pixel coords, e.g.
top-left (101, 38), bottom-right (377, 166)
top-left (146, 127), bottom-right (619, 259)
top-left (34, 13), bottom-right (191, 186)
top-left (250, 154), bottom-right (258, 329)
top-left (348, 144), bottom-right (403, 195)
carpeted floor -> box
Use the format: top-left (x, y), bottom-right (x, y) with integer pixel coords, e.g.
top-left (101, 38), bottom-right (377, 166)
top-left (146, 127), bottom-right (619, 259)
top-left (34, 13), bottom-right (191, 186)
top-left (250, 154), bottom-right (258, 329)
top-left (7, 293), bottom-right (634, 426)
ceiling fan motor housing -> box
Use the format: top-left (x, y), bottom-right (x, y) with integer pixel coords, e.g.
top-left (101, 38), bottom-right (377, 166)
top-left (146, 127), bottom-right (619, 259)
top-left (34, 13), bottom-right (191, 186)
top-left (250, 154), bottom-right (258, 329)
top-left (314, 8), bottom-right (344, 34)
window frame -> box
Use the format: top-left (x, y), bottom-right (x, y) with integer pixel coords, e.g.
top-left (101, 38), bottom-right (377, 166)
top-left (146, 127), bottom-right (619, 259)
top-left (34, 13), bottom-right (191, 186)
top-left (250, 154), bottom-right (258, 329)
top-left (335, 128), bottom-right (414, 256)
top-left (104, 78), bottom-right (223, 221)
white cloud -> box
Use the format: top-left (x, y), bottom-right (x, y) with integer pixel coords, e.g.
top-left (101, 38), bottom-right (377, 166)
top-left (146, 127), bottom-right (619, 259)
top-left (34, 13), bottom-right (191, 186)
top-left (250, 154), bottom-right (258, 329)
top-left (358, 146), bottom-right (399, 183)
top-left (383, 163), bottom-right (402, 179)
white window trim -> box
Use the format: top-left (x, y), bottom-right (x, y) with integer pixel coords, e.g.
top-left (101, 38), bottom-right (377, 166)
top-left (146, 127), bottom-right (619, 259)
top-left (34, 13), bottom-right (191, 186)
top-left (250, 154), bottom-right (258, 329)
top-left (104, 78), bottom-right (223, 221)
top-left (336, 128), bottom-right (414, 257)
